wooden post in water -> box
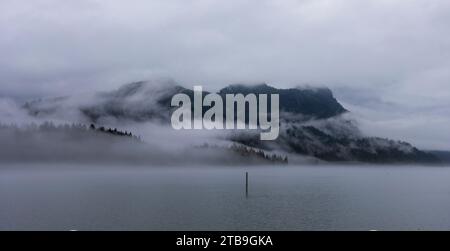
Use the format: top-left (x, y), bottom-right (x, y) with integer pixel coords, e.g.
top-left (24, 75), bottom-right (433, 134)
top-left (245, 172), bottom-right (249, 198)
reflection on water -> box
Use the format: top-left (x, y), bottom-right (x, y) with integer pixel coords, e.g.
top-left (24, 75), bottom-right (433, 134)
top-left (1, 164), bottom-right (450, 230)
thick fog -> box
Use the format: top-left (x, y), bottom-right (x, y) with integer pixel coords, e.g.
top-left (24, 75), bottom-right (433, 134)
top-left (0, 121), bottom-right (297, 165)
top-left (1, 0), bottom-right (450, 149)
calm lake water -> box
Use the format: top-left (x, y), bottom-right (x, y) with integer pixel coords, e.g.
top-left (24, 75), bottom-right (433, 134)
top-left (1, 164), bottom-right (450, 230)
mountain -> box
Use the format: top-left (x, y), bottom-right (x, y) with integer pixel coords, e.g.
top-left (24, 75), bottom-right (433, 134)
top-left (80, 81), bottom-right (183, 122)
top-left (21, 80), bottom-right (440, 164)
top-left (23, 81), bottom-right (347, 123)
top-left (219, 83), bottom-right (347, 119)
top-left (78, 82), bottom-right (347, 122)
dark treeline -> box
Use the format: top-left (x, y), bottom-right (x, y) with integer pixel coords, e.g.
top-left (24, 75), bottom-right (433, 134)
top-left (230, 144), bottom-right (288, 164)
top-left (88, 123), bottom-right (141, 141)
top-left (0, 121), bottom-right (142, 142)
top-left (197, 143), bottom-right (288, 164)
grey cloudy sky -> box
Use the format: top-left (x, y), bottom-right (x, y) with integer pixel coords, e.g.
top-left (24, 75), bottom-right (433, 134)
top-left (1, 0), bottom-right (450, 149)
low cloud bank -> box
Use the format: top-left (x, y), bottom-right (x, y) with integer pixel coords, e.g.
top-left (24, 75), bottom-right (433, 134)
top-left (0, 122), bottom-right (292, 166)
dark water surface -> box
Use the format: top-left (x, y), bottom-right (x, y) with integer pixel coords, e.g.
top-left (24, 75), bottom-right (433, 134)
top-left (1, 164), bottom-right (450, 230)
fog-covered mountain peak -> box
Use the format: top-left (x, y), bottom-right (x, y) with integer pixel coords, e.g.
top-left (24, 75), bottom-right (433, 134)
top-left (23, 81), bottom-right (348, 123)
top-left (219, 83), bottom-right (347, 119)
top-left (12, 80), bottom-right (442, 163)
top-left (102, 79), bottom-right (180, 99)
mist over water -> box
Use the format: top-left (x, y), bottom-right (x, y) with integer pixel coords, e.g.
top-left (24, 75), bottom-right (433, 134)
top-left (1, 0), bottom-right (450, 233)
top-left (1, 164), bottom-right (450, 230)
